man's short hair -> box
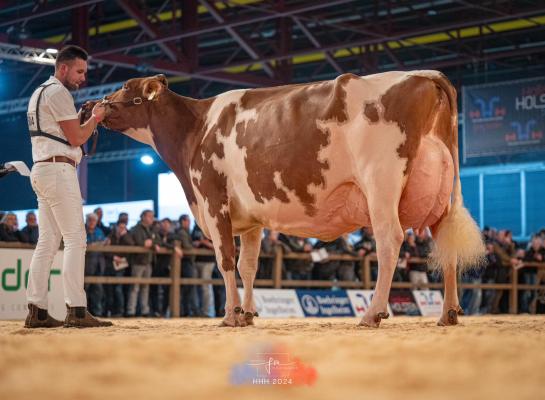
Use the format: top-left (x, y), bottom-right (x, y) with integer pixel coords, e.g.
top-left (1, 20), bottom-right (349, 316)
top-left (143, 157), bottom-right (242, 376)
top-left (55, 45), bottom-right (88, 67)
top-left (160, 217), bottom-right (172, 224)
top-left (140, 209), bottom-right (153, 219)
top-left (179, 214), bottom-right (190, 222)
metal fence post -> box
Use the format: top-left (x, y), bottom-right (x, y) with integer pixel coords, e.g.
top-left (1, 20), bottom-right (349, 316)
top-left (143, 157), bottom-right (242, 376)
top-left (169, 241), bottom-right (181, 318)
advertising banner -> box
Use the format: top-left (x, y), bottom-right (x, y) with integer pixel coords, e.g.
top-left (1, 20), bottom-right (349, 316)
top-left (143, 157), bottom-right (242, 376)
top-left (1, 248), bottom-right (66, 320)
top-left (412, 290), bottom-right (444, 317)
top-left (389, 289), bottom-right (420, 316)
top-left (296, 289), bottom-right (355, 317)
top-left (346, 289), bottom-right (393, 318)
top-left (237, 288), bottom-right (304, 318)
top-left (462, 77), bottom-right (545, 159)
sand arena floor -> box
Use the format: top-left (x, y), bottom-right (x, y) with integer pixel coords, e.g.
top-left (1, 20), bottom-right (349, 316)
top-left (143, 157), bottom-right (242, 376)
top-left (1, 315), bottom-right (544, 400)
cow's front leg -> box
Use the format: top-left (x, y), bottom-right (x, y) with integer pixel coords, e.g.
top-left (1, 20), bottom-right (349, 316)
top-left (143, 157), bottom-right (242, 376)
top-left (206, 214), bottom-right (241, 327)
top-left (359, 201), bottom-right (404, 328)
top-left (236, 227), bottom-right (263, 327)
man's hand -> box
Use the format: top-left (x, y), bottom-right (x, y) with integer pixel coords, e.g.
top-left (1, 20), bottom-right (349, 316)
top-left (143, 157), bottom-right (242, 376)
top-left (144, 239), bottom-right (153, 248)
top-left (92, 103), bottom-right (105, 123)
top-left (175, 247), bottom-right (183, 258)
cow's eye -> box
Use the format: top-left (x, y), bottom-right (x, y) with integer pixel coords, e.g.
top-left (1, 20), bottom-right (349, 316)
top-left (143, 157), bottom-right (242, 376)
top-left (122, 84), bottom-right (128, 90)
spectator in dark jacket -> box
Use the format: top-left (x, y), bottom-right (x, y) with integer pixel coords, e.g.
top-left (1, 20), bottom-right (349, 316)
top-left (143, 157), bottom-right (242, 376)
top-left (20, 211), bottom-right (39, 244)
top-left (94, 207), bottom-right (112, 237)
top-left (314, 234), bottom-right (358, 281)
top-left (177, 214), bottom-right (200, 317)
top-left (85, 212), bottom-right (107, 317)
top-left (150, 218), bottom-right (181, 317)
top-left (279, 234), bottom-right (313, 280)
top-left (192, 223), bottom-right (216, 317)
top-left (521, 236), bottom-right (545, 313)
top-left (126, 209), bottom-right (157, 317)
top-left (0, 213), bottom-right (23, 242)
top-left (400, 231), bottom-right (428, 287)
top-left (104, 221), bottom-right (133, 317)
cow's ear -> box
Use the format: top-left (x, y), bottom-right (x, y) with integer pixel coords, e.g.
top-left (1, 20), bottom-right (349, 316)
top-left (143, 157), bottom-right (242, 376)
top-left (143, 75), bottom-right (167, 101)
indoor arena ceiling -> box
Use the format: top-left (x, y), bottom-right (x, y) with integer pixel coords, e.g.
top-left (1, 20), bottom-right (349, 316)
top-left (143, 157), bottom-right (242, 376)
top-left (0, 0), bottom-right (544, 100)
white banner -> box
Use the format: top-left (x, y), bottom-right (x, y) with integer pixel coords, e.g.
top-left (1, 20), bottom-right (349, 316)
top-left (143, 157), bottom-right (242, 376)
top-left (238, 288), bottom-right (304, 318)
top-left (412, 290), bottom-right (444, 317)
top-left (346, 289), bottom-right (393, 317)
top-left (0, 248), bottom-right (66, 320)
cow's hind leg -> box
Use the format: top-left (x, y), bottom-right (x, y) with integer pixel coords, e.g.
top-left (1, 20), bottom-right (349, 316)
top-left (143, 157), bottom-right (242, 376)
top-left (359, 189), bottom-right (404, 328)
top-left (437, 261), bottom-right (463, 326)
top-left (236, 227), bottom-right (263, 327)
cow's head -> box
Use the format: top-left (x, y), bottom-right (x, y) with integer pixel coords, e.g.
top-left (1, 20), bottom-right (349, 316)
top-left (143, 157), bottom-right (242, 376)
top-left (82, 74), bottom-right (168, 133)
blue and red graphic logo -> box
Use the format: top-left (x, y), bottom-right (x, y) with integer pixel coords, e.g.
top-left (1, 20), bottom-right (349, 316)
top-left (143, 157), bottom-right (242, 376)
top-left (230, 344), bottom-right (317, 386)
top-left (469, 96), bottom-right (506, 120)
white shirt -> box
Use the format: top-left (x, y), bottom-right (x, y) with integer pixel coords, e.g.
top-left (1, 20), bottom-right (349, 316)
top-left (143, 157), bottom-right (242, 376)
top-left (27, 76), bottom-right (82, 163)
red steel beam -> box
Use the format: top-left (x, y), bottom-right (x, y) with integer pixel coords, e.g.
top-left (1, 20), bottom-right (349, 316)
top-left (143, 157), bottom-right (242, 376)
top-left (0, 0), bottom-right (104, 28)
top-left (198, 4), bottom-right (545, 74)
top-left (92, 0), bottom-right (354, 57)
top-left (72, 6), bottom-right (89, 50)
top-left (0, 33), bottom-right (278, 87)
top-left (116, 0), bottom-right (183, 66)
top-left (181, 0), bottom-right (199, 72)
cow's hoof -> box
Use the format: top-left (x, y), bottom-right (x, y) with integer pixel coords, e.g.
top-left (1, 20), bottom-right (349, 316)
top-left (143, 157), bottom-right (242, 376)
top-left (359, 311), bottom-right (389, 328)
top-left (233, 306), bottom-right (248, 327)
top-left (244, 311), bottom-right (256, 326)
top-left (218, 319), bottom-right (236, 327)
top-left (437, 306), bottom-right (463, 326)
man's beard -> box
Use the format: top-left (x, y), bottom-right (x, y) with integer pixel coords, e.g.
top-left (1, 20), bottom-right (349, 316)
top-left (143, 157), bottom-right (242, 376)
top-left (63, 80), bottom-right (79, 91)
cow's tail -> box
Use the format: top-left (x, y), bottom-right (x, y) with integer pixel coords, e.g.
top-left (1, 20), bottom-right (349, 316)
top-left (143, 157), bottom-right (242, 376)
top-left (417, 71), bottom-right (486, 274)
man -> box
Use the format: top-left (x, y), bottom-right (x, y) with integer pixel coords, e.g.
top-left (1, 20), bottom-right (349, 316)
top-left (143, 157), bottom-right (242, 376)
top-left (177, 214), bottom-right (199, 317)
top-left (94, 207), bottom-right (112, 236)
top-left (192, 223), bottom-right (216, 317)
top-left (0, 212), bottom-right (23, 242)
top-left (151, 218), bottom-right (181, 317)
top-left (84, 212), bottom-right (107, 316)
top-left (104, 221), bottom-right (133, 317)
top-left (127, 209), bottom-right (157, 317)
top-left (20, 211), bottom-right (39, 244)
top-left (25, 45), bottom-right (111, 328)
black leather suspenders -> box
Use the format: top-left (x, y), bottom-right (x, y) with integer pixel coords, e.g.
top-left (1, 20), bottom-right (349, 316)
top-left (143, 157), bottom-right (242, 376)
top-left (28, 83), bottom-right (72, 146)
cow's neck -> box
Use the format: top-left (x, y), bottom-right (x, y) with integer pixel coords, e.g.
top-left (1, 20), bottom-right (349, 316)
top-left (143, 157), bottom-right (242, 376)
top-left (148, 91), bottom-right (211, 205)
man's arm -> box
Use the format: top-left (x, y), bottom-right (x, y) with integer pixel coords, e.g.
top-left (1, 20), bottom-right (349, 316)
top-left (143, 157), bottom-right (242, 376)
top-left (58, 103), bottom-right (105, 147)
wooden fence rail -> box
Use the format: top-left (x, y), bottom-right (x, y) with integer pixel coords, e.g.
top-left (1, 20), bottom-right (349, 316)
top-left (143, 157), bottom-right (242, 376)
top-left (2, 242), bottom-right (545, 317)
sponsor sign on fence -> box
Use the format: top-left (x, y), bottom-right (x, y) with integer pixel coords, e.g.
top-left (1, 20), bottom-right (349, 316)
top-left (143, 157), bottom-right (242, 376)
top-left (1, 249), bottom-right (66, 320)
top-left (412, 290), bottom-right (444, 317)
top-left (238, 288), bottom-right (304, 318)
top-left (389, 289), bottom-right (420, 316)
top-left (295, 289), bottom-right (355, 317)
top-left (346, 289), bottom-right (393, 317)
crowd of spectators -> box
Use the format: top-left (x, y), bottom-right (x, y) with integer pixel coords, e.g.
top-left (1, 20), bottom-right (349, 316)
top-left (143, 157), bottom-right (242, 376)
top-left (1, 208), bottom-right (545, 316)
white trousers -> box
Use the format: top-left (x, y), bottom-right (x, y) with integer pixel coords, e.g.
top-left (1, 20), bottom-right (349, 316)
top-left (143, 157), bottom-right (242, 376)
top-left (26, 162), bottom-right (87, 308)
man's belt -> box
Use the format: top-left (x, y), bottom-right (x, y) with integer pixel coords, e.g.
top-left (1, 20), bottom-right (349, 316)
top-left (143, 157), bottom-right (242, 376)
top-left (36, 156), bottom-right (77, 167)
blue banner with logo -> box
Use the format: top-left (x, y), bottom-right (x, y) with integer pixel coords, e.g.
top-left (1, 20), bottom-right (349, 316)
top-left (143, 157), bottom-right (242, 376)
top-left (462, 77), bottom-right (545, 159)
top-left (296, 289), bottom-right (355, 317)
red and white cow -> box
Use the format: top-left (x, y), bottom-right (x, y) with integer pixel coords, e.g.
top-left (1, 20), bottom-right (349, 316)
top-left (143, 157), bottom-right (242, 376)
top-left (85, 70), bottom-right (484, 327)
